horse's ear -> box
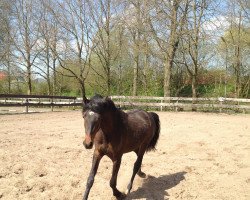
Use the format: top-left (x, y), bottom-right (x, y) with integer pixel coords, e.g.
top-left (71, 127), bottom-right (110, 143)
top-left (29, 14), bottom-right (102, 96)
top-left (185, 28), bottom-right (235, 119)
top-left (83, 97), bottom-right (90, 106)
top-left (104, 96), bottom-right (111, 101)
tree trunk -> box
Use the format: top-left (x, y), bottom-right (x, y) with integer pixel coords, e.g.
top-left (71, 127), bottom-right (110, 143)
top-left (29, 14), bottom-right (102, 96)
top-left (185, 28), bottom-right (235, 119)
top-left (27, 64), bottom-right (32, 95)
top-left (235, 60), bottom-right (241, 98)
top-left (191, 75), bottom-right (197, 98)
top-left (117, 27), bottom-right (123, 95)
top-left (143, 53), bottom-right (149, 95)
top-left (106, 0), bottom-right (111, 96)
top-left (164, 58), bottom-right (171, 97)
top-left (46, 45), bottom-right (51, 95)
top-left (118, 62), bottom-right (122, 95)
top-left (7, 57), bottom-right (11, 94)
top-left (6, 33), bottom-right (11, 93)
top-left (26, 65), bottom-right (32, 96)
top-left (132, 0), bottom-right (142, 96)
top-left (132, 55), bottom-right (139, 96)
top-left (235, 9), bottom-right (242, 98)
top-left (47, 65), bottom-right (51, 95)
top-left (164, 1), bottom-right (178, 97)
top-left (80, 80), bottom-right (86, 101)
top-left (107, 65), bottom-right (111, 95)
top-left (52, 58), bottom-right (57, 95)
top-left (191, 74), bottom-right (197, 111)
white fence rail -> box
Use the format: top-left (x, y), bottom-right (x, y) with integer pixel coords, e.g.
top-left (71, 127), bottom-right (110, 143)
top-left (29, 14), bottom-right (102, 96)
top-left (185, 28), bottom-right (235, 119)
top-left (110, 96), bottom-right (250, 113)
top-left (1, 94), bottom-right (249, 113)
top-left (0, 94), bottom-right (81, 113)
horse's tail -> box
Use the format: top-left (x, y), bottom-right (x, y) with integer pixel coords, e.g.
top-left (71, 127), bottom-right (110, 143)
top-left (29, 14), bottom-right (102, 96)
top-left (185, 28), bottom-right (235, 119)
top-left (147, 112), bottom-right (160, 152)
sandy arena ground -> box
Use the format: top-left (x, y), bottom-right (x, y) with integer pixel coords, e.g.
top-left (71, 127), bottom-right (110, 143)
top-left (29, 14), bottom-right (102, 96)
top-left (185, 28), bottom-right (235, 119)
top-left (0, 111), bottom-right (250, 200)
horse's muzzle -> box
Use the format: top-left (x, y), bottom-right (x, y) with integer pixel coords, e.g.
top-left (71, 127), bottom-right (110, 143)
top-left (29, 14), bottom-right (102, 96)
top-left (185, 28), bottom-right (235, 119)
top-left (83, 134), bottom-right (93, 149)
top-left (83, 141), bottom-right (93, 149)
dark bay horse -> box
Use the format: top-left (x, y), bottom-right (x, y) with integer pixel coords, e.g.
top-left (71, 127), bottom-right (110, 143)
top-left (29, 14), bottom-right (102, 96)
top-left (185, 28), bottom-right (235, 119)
top-left (82, 94), bottom-right (160, 200)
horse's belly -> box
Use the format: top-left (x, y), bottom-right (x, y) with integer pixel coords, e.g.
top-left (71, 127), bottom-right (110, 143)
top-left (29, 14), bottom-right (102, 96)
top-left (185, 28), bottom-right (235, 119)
top-left (122, 131), bottom-right (152, 153)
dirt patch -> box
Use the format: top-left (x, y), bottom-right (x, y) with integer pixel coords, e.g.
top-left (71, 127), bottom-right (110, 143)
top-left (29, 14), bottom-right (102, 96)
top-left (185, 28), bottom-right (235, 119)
top-left (0, 111), bottom-right (250, 199)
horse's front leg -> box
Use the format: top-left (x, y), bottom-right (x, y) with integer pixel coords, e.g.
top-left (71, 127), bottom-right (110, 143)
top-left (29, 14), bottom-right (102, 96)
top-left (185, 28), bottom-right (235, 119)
top-left (83, 151), bottom-right (102, 200)
top-left (126, 154), bottom-right (144, 194)
top-left (110, 156), bottom-right (126, 199)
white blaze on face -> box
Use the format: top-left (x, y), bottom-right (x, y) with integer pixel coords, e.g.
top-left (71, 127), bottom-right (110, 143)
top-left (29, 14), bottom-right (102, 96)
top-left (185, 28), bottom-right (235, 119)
top-left (88, 111), bottom-right (95, 116)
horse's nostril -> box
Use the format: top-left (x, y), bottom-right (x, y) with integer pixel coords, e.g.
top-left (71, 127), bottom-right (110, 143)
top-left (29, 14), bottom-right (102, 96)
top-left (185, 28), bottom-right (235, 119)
top-left (87, 142), bottom-right (93, 149)
top-left (83, 141), bottom-right (93, 149)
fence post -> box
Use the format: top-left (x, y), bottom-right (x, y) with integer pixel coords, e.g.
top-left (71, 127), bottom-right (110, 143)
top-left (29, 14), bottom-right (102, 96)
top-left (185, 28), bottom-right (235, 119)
top-left (160, 99), bottom-right (163, 111)
top-left (175, 100), bottom-right (178, 112)
top-left (25, 98), bottom-right (29, 113)
top-left (73, 99), bottom-right (76, 110)
top-left (51, 98), bottom-right (54, 112)
top-left (119, 97), bottom-right (122, 108)
top-left (219, 97), bottom-right (224, 113)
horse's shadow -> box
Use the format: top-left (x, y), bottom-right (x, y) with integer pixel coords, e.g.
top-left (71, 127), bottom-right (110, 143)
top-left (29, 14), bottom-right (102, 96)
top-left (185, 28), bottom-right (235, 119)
top-left (126, 171), bottom-right (187, 200)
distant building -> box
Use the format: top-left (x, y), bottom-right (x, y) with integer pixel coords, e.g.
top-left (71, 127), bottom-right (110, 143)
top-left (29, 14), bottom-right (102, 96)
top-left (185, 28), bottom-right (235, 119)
top-left (0, 71), bottom-right (7, 80)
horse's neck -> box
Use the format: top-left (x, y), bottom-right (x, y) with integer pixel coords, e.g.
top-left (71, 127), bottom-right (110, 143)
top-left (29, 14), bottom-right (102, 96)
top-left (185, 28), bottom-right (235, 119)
top-left (101, 110), bottom-right (123, 139)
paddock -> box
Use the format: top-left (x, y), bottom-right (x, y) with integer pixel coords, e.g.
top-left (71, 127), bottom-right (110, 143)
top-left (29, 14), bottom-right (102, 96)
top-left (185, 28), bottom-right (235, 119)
top-left (0, 111), bottom-right (249, 200)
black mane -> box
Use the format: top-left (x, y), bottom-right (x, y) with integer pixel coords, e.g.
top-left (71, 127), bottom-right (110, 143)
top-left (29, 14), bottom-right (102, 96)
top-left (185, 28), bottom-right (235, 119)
top-left (83, 94), bottom-right (117, 114)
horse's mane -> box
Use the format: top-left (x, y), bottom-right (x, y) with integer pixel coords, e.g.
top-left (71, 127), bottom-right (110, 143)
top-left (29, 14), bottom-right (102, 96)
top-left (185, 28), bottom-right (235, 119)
top-left (83, 94), bottom-right (118, 114)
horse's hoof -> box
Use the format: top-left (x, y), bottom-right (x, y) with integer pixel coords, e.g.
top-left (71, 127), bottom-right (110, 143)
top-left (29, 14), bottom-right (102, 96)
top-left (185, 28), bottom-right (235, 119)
top-left (119, 193), bottom-right (126, 200)
top-left (125, 189), bottom-right (130, 195)
top-left (112, 192), bottom-right (126, 200)
top-left (137, 171), bottom-right (146, 178)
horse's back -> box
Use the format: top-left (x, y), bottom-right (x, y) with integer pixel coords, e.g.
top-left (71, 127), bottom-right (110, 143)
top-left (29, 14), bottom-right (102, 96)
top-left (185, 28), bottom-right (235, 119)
top-left (121, 109), bottom-right (156, 153)
top-left (126, 109), bottom-right (152, 127)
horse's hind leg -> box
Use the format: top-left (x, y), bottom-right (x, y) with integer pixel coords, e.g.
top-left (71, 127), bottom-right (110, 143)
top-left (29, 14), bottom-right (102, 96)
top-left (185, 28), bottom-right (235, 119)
top-left (110, 156), bottom-right (125, 199)
top-left (134, 150), bottom-right (146, 178)
top-left (137, 167), bottom-right (146, 178)
top-left (126, 151), bottom-right (145, 194)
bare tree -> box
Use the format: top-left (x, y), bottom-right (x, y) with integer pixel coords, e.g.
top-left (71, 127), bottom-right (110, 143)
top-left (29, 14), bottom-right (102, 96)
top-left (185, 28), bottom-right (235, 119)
top-left (51, 0), bottom-right (95, 100)
top-left (12, 0), bottom-right (42, 94)
top-left (234, 9), bottom-right (243, 98)
top-left (126, 0), bottom-right (144, 96)
top-left (35, 0), bottom-right (60, 95)
top-left (0, 0), bottom-right (14, 93)
top-left (149, 0), bottom-right (189, 97)
top-left (238, 0), bottom-right (250, 21)
top-left (179, 0), bottom-right (209, 99)
top-left (115, 23), bottom-right (126, 95)
top-left (221, 0), bottom-right (249, 98)
top-left (87, 0), bottom-right (115, 95)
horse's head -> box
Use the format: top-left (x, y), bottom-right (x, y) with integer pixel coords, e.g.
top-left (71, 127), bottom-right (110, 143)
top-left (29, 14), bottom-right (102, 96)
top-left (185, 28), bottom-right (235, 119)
top-left (82, 109), bottom-right (101, 149)
top-left (82, 94), bottom-right (116, 149)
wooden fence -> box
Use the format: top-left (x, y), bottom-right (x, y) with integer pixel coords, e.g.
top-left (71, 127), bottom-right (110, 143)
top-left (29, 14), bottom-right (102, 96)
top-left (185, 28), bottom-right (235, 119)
top-left (0, 94), bottom-right (82, 113)
top-left (0, 94), bottom-right (250, 113)
top-left (110, 96), bottom-right (250, 113)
